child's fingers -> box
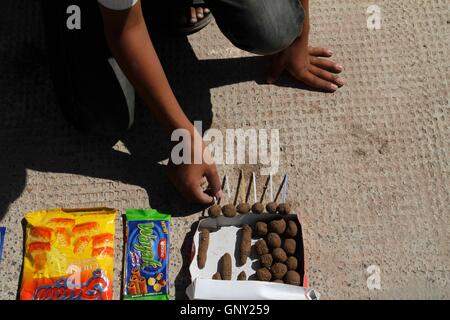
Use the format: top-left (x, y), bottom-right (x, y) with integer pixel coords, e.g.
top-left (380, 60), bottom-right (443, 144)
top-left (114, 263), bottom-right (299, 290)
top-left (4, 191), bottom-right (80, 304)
top-left (205, 169), bottom-right (222, 199)
top-left (310, 57), bottom-right (343, 73)
top-left (308, 47), bottom-right (333, 57)
top-left (309, 65), bottom-right (346, 87)
top-left (190, 185), bottom-right (214, 205)
top-left (299, 71), bottom-right (338, 92)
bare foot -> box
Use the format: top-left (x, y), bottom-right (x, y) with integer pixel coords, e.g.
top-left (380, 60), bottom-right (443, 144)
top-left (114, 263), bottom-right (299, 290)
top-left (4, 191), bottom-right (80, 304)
top-left (188, 6), bottom-right (210, 24)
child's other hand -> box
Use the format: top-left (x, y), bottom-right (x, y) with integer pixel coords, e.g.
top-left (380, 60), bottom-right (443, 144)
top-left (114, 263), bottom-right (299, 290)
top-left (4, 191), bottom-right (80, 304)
top-left (166, 145), bottom-right (222, 205)
top-left (267, 34), bottom-right (346, 92)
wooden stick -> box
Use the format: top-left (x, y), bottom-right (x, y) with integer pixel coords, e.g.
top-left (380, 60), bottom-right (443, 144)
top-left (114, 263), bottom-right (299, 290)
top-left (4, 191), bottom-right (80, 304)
top-left (252, 172), bottom-right (257, 203)
top-left (219, 175), bottom-right (227, 205)
top-left (269, 173), bottom-right (274, 202)
top-left (260, 175), bottom-right (270, 203)
top-left (233, 170), bottom-right (243, 205)
top-left (274, 174), bottom-right (287, 202)
top-left (240, 170), bottom-right (246, 203)
top-left (225, 175), bottom-right (232, 202)
top-left (245, 172), bottom-right (252, 203)
top-left (282, 175), bottom-right (288, 203)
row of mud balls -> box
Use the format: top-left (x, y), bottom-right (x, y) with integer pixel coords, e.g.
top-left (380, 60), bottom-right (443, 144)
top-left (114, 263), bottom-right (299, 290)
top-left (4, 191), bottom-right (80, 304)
top-left (255, 219), bottom-right (301, 285)
top-left (208, 202), bottom-right (291, 218)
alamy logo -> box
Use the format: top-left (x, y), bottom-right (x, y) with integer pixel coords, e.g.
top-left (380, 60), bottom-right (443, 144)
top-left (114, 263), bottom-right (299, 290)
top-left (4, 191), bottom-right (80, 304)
top-left (171, 121), bottom-right (280, 175)
top-left (366, 5), bottom-right (382, 30)
top-left (366, 265), bottom-right (381, 290)
top-left (66, 5), bottom-right (81, 30)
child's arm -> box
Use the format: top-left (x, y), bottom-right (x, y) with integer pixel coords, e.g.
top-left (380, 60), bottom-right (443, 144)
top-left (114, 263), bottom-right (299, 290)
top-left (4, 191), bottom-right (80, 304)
top-left (99, 2), bottom-right (221, 204)
top-left (267, 0), bottom-right (346, 92)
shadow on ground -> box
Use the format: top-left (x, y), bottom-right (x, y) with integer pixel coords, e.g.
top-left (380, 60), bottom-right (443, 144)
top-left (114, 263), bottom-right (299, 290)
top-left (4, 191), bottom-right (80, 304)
top-left (0, 0), bottom-right (320, 299)
top-left (0, 0), bottom-right (267, 299)
top-left (0, 0), bottom-right (268, 220)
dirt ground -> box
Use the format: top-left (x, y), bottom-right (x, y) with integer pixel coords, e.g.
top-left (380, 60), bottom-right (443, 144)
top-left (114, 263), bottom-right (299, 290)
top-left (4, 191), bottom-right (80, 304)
top-left (0, 0), bottom-right (449, 299)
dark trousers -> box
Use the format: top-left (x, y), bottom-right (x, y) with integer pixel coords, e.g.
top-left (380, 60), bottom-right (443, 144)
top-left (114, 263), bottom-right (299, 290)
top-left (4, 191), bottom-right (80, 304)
top-left (42, 0), bottom-right (304, 135)
top-left (206, 0), bottom-right (304, 55)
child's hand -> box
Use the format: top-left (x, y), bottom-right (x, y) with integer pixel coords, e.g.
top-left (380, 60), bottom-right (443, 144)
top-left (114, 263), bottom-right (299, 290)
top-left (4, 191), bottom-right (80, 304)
top-left (267, 30), bottom-right (345, 92)
top-left (166, 143), bottom-right (222, 205)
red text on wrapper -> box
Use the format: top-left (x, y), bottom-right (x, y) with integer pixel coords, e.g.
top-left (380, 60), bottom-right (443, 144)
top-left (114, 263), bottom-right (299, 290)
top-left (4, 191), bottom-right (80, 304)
top-left (158, 239), bottom-right (167, 260)
top-left (33, 269), bottom-right (109, 300)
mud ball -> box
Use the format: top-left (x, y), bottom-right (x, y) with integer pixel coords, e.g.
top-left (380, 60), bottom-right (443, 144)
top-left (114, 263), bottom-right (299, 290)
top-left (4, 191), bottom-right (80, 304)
top-left (237, 271), bottom-right (247, 281)
top-left (222, 204), bottom-right (237, 217)
top-left (286, 256), bottom-right (298, 271)
top-left (266, 233), bottom-right (282, 249)
top-left (255, 221), bottom-right (268, 237)
top-left (284, 270), bottom-right (301, 286)
top-left (271, 263), bottom-right (288, 280)
top-left (255, 239), bottom-right (269, 256)
top-left (237, 203), bottom-right (251, 214)
top-left (208, 205), bottom-right (222, 218)
top-left (259, 254), bottom-right (273, 268)
top-left (268, 219), bottom-right (286, 235)
top-left (252, 202), bottom-right (264, 214)
top-left (284, 220), bottom-right (298, 238)
top-left (282, 238), bottom-right (297, 256)
top-left (256, 268), bottom-right (272, 281)
top-left (277, 203), bottom-right (291, 215)
top-left (266, 202), bottom-right (278, 214)
top-left (273, 280), bottom-right (284, 284)
top-left (271, 248), bottom-right (288, 263)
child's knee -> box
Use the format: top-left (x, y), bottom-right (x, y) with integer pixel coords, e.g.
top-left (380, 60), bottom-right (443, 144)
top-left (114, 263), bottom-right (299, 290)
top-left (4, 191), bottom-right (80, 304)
top-left (213, 0), bottom-right (305, 55)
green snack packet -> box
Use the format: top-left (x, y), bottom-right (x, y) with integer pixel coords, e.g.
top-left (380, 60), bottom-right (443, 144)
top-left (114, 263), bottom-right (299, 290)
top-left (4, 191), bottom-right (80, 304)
top-left (123, 209), bottom-right (171, 300)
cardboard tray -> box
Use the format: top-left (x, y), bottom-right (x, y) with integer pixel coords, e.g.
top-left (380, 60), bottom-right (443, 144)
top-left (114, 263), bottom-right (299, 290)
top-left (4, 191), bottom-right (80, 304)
top-left (186, 213), bottom-right (319, 300)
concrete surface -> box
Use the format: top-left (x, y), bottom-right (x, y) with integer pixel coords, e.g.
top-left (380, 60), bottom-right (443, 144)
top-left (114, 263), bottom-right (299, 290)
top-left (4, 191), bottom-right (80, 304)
top-left (0, 0), bottom-right (449, 299)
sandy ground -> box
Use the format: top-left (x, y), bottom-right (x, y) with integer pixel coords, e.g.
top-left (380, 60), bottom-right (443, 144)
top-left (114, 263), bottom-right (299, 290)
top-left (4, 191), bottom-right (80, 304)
top-left (0, 0), bottom-right (449, 299)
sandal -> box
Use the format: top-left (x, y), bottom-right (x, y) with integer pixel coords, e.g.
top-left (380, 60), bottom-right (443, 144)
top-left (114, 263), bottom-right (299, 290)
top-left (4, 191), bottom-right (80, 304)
top-left (176, 0), bottom-right (213, 35)
top-left (141, 0), bottom-right (212, 36)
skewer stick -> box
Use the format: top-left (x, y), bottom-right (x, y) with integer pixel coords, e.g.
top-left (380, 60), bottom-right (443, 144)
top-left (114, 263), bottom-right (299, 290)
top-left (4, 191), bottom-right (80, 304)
top-left (252, 172), bottom-right (257, 203)
top-left (233, 170), bottom-right (243, 205)
top-left (274, 174), bottom-right (287, 203)
top-left (282, 175), bottom-right (288, 203)
top-left (240, 170), bottom-right (246, 203)
top-left (225, 175), bottom-right (232, 203)
top-left (260, 175), bottom-right (270, 203)
top-left (269, 173), bottom-right (274, 202)
top-left (245, 172), bottom-right (252, 203)
top-left (219, 175), bottom-right (227, 205)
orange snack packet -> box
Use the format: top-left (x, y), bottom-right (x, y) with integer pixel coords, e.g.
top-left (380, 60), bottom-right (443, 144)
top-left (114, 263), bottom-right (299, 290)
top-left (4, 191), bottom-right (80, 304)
top-left (20, 208), bottom-right (116, 300)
